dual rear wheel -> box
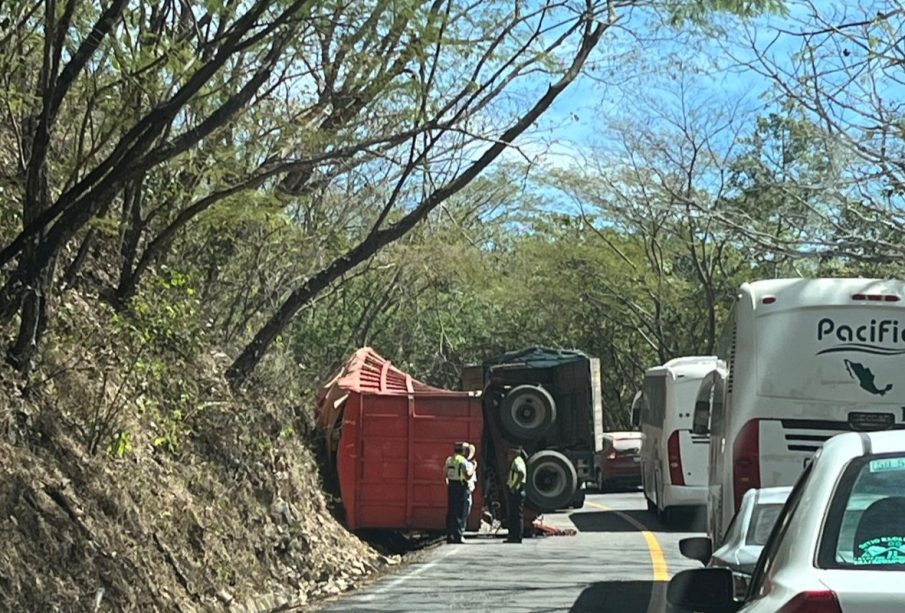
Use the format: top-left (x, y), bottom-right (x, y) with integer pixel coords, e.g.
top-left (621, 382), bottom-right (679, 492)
top-left (525, 449), bottom-right (578, 512)
top-left (499, 385), bottom-right (583, 512)
top-left (500, 384), bottom-right (556, 442)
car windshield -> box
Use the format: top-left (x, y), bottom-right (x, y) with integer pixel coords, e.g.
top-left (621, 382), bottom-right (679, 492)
top-left (746, 503), bottom-right (784, 546)
top-left (821, 453), bottom-right (905, 569)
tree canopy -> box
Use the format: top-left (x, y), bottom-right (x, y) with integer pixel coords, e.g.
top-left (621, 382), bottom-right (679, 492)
top-left (6, 0), bottom-right (897, 430)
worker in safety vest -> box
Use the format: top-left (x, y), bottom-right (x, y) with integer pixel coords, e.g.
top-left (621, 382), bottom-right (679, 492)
top-left (505, 446), bottom-right (528, 543)
top-left (444, 442), bottom-right (469, 543)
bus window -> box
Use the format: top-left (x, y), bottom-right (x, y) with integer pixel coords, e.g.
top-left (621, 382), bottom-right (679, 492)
top-left (710, 373), bottom-right (725, 439)
top-left (693, 398), bottom-right (710, 435)
top-left (692, 369), bottom-right (725, 435)
top-left (643, 376), bottom-right (666, 426)
top-left (631, 392), bottom-right (645, 428)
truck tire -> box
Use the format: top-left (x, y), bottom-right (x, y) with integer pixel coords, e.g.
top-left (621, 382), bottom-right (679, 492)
top-left (500, 384), bottom-right (556, 442)
top-left (526, 450), bottom-right (578, 512)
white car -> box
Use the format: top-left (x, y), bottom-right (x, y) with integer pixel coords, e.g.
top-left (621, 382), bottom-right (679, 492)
top-left (668, 430), bottom-right (905, 613)
top-left (679, 486), bottom-right (792, 597)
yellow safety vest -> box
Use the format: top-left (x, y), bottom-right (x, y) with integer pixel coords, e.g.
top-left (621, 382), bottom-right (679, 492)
top-left (508, 456), bottom-right (527, 490)
top-left (444, 453), bottom-right (468, 484)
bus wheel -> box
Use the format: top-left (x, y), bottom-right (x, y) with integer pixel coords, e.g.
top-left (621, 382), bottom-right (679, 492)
top-left (526, 450), bottom-right (577, 512)
top-left (500, 384), bottom-right (556, 442)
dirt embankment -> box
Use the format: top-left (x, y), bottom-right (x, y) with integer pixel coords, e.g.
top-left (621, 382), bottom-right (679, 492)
top-left (0, 294), bottom-right (390, 612)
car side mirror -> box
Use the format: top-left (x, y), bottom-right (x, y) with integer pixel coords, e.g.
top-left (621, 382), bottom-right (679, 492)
top-left (631, 406), bottom-right (641, 427)
top-left (667, 568), bottom-right (739, 613)
top-left (693, 400), bottom-right (710, 435)
top-left (679, 536), bottom-right (713, 566)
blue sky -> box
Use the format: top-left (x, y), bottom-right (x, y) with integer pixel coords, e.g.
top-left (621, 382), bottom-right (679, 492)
top-left (478, 0), bottom-right (896, 222)
top-left (519, 0), bottom-right (856, 169)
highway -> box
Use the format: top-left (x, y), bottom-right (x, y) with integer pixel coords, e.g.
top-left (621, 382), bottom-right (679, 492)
top-left (319, 491), bottom-right (704, 613)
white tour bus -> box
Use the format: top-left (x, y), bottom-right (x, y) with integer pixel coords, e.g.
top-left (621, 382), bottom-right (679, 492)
top-left (694, 278), bottom-right (905, 547)
top-left (633, 356), bottom-right (717, 523)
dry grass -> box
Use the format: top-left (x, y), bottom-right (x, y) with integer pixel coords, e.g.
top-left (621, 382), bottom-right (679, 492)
top-left (0, 291), bottom-right (387, 611)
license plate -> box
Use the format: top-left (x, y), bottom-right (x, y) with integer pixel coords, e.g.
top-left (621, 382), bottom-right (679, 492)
top-left (848, 411), bottom-right (894, 432)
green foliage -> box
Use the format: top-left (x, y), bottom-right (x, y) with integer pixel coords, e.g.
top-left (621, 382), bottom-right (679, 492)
top-left (668, 0), bottom-right (787, 25)
top-left (2, 0), bottom-right (895, 447)
top-left (126, 270), bottom-right (204, 358)
top-left (108, 430), bottom-right (134, 458)
top-left (152, 408), bottom-right (185, 455)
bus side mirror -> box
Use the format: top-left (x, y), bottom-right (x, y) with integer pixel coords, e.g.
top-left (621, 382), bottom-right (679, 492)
top-left (631, 406), bottom-right (641, 428)
top-left (692, 400), bottom-right (710, 435)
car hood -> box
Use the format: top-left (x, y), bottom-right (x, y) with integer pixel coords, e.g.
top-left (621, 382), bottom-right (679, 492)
top-left (711, 545), bottom-right (763, 575)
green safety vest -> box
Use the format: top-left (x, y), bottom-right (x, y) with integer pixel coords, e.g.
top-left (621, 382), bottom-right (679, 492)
top-left (508, 456), bottom-right (526, 491)
top-left (445, 453), bottom-right (468, 484)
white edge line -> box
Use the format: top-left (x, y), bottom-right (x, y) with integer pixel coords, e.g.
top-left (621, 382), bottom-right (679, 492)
top-left (358, 546), bottom-right (457, 602)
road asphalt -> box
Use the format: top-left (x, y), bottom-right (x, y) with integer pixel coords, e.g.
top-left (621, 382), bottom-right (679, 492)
top-left (318, 490), bottom-right (705, 613)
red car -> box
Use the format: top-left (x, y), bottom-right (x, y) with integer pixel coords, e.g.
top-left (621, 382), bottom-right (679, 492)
top-left (595, 432), bottom-right (643, 492)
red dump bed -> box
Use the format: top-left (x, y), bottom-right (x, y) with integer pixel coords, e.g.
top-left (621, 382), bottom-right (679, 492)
top-left (317, 348), bottom-right (484, 532)
top-left (337, 391), bottom-right (483, 531)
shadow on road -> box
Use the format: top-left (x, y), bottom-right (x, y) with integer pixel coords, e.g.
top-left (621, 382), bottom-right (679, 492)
top-left (569, 580), bottom-right (667, 612)
top-left (591, 485), bottom-right (642, 495)
top-left (569, 508), bottom-right (705, 533)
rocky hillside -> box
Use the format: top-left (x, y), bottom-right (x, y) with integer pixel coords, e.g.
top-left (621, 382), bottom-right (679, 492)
top-left (0, 291), bottom-right (388, 611)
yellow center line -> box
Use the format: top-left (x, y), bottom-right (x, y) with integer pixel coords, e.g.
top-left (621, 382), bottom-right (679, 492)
top-left (585, 501), bottom-right (670, 582)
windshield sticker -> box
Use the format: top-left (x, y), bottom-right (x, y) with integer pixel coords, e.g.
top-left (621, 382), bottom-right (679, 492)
top-left (856, 536), bottom-right (905, 565)
top-left (869, 458), bottom-right (905, 473)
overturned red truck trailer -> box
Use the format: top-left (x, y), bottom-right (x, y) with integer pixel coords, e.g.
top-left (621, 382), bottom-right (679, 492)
top-left (316, 348), bottom-right (484, 531)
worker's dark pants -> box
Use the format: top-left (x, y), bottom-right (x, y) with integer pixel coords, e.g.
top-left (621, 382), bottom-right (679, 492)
top-left (507, 488), bottom-right (525, 542)
top-left (447, 483), bottom-right (467, 543)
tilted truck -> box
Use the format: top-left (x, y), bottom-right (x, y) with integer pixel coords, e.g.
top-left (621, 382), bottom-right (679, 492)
top-left (315, 346), bottom-right (602, 533)
top-left (463, 347), bottom-right (604, 513)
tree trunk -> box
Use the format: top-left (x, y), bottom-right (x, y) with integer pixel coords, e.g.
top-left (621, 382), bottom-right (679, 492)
top-left (226, 263), bottom-right (340, 386)
top-left (8, 253), bottom-right (56, 372)
top-left (115, 175), bottom-right (146, 305)
top-left (7, 0), bottom-right (57, 372)
top-left (61, 228), bottom-right (95, 287)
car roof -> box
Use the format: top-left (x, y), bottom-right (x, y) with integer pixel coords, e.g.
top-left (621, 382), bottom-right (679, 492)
top-left (754, 486), bottom-right (793, 505)
top-left (646, 356), bottom-right (719, 379)
top-left (864, 429), bottom-right (905, 454)
top-left (605, 431), bottom-right (642, 439)
top-left (819, 430), bottom-right (905, 461)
